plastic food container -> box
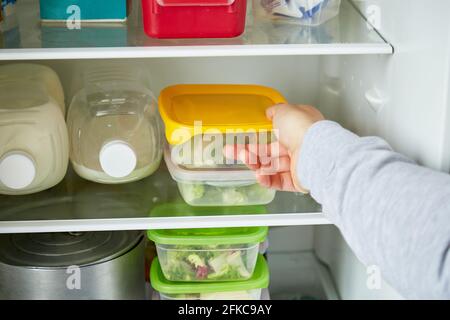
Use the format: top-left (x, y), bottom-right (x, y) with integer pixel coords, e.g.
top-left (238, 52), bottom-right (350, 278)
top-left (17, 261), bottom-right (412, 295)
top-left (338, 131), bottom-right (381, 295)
top-left (141, 0), bottom-right (247, 39)
top-left (39, 0), bottom-right (129, 23)
top-left (147, 226), bottom-right (268, 282)
top-left (67, 66), bottom-right (163, 184)
top-left (150, 203), bottom-right (268, 217)
top-left (254, 0), bottom-right (341, 26)
top-left (159, 84), bottom-right (286, 170)
top-left (151, 255), bottom-right (269, 300)
top-left (165, 146), bottom-right (276, 206)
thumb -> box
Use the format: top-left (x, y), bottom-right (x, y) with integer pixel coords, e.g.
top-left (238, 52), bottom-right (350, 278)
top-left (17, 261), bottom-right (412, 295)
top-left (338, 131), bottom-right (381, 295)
top-left (266, 104), bottom-right (283, 121)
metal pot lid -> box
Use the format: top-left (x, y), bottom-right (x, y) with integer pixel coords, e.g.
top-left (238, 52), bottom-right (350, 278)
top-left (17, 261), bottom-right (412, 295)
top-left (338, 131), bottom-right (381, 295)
top-left (0, 231), bottom-right (143, 268)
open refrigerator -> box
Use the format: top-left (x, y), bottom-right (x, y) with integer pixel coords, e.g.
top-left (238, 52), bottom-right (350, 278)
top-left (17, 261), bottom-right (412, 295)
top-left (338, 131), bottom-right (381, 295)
top-left (1, 0), bottom-right (449, 300)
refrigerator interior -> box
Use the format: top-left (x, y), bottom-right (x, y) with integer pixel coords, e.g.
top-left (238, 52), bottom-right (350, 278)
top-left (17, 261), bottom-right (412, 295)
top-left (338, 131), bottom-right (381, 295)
top-left (1, 0), bottom-right (450, 300)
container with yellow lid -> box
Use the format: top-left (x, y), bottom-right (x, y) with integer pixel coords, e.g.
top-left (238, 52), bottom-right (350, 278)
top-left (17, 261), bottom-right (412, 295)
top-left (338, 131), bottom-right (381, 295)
top-left (159, 84), bottom-right (286, 170)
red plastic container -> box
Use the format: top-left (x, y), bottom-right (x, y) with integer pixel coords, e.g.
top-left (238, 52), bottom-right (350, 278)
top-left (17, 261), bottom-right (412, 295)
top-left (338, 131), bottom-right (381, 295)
top-left (141, 0), bottom-right (247, 39)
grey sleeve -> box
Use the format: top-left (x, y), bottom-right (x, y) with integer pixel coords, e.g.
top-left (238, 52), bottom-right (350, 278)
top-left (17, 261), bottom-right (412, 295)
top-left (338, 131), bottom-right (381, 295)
top-left (296, 120), bottom-right (450, 299)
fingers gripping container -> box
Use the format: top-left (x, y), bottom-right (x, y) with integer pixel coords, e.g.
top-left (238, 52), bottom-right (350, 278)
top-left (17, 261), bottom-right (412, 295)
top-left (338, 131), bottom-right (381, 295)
top-left (0, 64), bottom-right (69, 195)
top-left (151, 255), bottom-right (269, 300)
top-left (67, 66), bottom-right (163, 184)
top-left (254, 0), bottom-right (341, 26)
top-left (147, 227), bottom-right (268, 282)
top-left (165, 146), bottom-right (276, 206)
top-left (159, 84), bottom-right (287, 170)
top-left (141, 0), bottom-right (247, 38)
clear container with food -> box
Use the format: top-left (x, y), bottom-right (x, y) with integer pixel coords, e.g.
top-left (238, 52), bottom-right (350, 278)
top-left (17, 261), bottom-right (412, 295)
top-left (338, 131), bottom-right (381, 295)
top-left (150, 255), bottom-right (269, 300)
top-left (147, 226), bottom-right (268, 282)
top-left (165, 146), bottom-right (276, 206)
top-left (159, 84), bottom-right (286, 170)
top-left (253, 0), bottom-right (341, 26)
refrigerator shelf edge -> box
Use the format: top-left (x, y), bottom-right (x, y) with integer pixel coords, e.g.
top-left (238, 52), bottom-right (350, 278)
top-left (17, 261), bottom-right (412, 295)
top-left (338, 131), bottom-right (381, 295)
top-left (0, 166), bottom-right (327, 234)
top-left (0, 0), bottom-right (393, 61)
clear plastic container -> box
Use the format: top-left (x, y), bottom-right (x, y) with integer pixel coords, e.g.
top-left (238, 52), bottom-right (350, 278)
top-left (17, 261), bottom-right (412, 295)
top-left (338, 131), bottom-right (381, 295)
top-left (0, 64), bottom-right (69, 195)
top-left (159, 289), bottom-right (262, 300)
top-left (170, 131), bottom-right (276, 170)
top-left (40, 0), bottom-right (128, 23)
top-left (165, 146), bottom-right (276, 206)
top-left (67, 66), bottom-right (163, 184)
top-left (159, 84), bottom-right (286, 170)
top-left (150, 255), bottom-right (269, 300)
top-left (147, 227), bottom-right (268, 282)
top-left (253, 0), bottom-right (341, 26)
top-left (150, 203), bottom-right (268, 218)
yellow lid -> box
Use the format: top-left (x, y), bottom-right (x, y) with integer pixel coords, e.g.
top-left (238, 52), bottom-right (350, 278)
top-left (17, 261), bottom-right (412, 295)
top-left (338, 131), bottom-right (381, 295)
top-left (159, 84), bottom-right (287, 145)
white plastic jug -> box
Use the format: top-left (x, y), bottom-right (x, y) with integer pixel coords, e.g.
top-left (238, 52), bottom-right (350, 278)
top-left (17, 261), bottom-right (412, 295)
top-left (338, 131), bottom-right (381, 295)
top-left (0, 64), bottom-right (69, 195)
top-left (67, 66), bottom-right (163, 184)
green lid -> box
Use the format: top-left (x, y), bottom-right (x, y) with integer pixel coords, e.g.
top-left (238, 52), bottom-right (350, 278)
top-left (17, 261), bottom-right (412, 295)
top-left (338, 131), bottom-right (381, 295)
top-left (147, 226), bottom-right (268, 246)
top-left (150, 203), bottom-right (267, 218)
top-left (151, 255), bottom-right (269, 294)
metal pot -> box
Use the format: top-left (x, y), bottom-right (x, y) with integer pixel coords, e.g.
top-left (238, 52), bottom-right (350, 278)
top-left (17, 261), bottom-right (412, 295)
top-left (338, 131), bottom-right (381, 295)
top-left (0, 230), bottom-right (145, 300)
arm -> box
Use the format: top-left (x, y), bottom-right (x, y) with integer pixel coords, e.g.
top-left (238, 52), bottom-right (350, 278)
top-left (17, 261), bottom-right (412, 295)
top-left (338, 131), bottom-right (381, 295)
top-left (298, 120), bottom-right (450, 299)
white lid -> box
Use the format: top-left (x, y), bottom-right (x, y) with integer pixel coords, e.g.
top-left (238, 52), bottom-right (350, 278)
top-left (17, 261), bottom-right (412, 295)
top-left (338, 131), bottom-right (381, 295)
top-left (0, 152), bottom-right (36, 190)
top-left (164, 146), bottom-right (257, 185)
top-left (99, 141), bottom-right (137, 178)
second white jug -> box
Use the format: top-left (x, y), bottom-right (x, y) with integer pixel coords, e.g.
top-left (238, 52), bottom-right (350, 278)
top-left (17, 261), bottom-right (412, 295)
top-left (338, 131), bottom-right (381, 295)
top-left (67, 66), bottom-right (163, 184)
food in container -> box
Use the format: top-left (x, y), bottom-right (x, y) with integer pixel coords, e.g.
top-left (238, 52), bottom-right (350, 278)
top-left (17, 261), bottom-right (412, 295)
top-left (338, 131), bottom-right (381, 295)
top-left (165, 146), bottom-right (276, 206)
top-left (150, 255), bottom-right (269, 300)
top-left (147, 226), bottom-right (268, 282)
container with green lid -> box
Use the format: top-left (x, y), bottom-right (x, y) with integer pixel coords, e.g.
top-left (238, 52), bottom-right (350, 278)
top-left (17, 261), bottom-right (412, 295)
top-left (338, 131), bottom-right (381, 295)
top-left (151, 255), bottom-right (269, 300)
top-left (147, 227), bottom-right (268, 282)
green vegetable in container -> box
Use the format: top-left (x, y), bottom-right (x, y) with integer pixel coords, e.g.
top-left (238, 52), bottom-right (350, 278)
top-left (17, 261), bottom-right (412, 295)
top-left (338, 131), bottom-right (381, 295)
top-left (161, 245), bottom-right (256, 281)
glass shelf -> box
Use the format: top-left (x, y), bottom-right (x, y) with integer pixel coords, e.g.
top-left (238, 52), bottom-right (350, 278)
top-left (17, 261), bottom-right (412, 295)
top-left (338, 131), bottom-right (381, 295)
top-left (0, 166), bottom-right (327, 234)
top-left (0, 0), bottom-right (392, 60)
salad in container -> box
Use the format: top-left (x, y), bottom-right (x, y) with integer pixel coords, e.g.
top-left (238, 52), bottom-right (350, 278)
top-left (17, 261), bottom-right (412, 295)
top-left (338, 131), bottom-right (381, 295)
top-left (150, 255), bottom-right (269, 300)
top-left (147, 227), bottom-right (268, 282)
top-left (165, 146), bottom-right (276, 206)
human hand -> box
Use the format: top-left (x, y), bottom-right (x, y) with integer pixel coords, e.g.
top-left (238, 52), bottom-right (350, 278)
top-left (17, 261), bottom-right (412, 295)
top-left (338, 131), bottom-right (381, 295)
top-left (224, 104), bottom-right (324, 193)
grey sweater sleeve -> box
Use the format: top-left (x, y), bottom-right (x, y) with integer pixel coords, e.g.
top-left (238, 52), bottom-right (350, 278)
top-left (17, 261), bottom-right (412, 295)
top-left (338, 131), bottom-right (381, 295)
top-left (297, 120), bottom-right (450, 299)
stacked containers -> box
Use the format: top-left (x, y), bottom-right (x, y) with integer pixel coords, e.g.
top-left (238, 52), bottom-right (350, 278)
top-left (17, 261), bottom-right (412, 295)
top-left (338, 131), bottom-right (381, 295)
top-left (148, 227), bottom-right (269, 300)
top-left (159, 84), bottom-right (286, 206)
top-left (141, 0), bottom-right (247, 38)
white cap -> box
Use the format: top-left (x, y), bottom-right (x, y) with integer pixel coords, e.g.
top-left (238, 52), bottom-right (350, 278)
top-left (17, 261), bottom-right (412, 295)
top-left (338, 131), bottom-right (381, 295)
top-left (99, 141), bottom-right (137, 178)
top-left (0, 152), bottom-right (36, 190)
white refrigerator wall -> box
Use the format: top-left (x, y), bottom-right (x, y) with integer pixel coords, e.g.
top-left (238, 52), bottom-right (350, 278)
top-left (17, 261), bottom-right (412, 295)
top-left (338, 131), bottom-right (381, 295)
top-left (348, 0), bottom-right (450, 171)
top-left (314, 0), bottom-right (450, 299)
